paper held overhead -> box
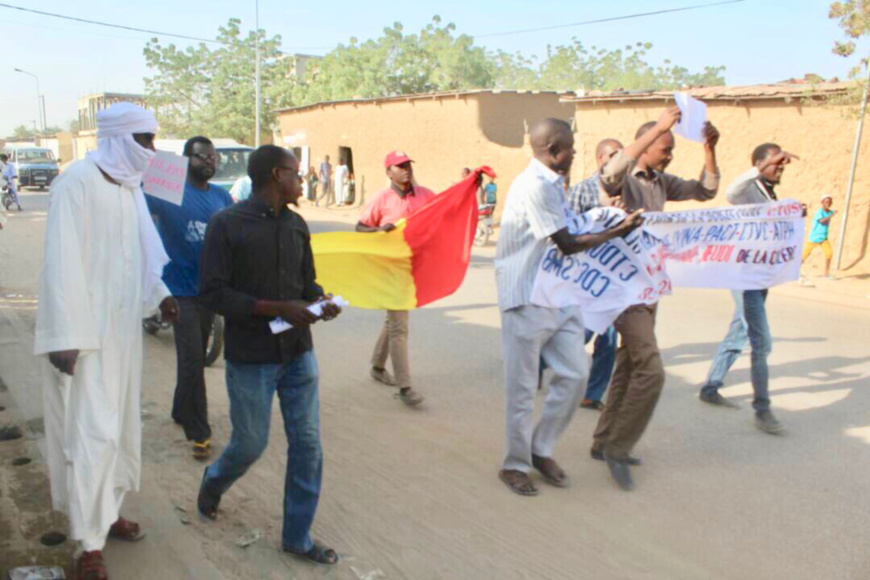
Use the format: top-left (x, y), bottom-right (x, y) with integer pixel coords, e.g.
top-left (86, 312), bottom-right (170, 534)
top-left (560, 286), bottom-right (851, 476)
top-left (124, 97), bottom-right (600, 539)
top-left (673, 92), bottom-right (708, 143)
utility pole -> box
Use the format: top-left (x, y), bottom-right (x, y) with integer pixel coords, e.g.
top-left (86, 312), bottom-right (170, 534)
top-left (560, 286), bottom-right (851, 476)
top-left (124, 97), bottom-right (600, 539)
top-left (834, 61), bottom-right (870, 271)
top-left (254, 0), bottom-right (261, 148)
top-left (14, 68), bottom-right (43, 134)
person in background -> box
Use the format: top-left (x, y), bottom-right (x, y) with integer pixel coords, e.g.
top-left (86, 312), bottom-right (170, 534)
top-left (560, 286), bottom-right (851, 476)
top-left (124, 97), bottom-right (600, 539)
top-left (230, 174), bottom-right (252, 202)
top-left (146, 136), bottom-right (234, 460)
top-left (566, 138), bottom-right (626, 412)
top-left (316, 155), bottom-right (332, 207)
top-left (334, 159), bottom-right (349, 205)
top-left (357, 151), bottom-right (434, 407)
top-left (197, 145), bottom-right (342, 566)
top-left (0, 154), bottom-right (7, 228)
top-left (699, 143), bottom-right (798, 437)
top-left (307, 165), bottom-right (319, 202)
top-left (2, 153), bottom-right (21, 211)
top-left (801, 194), bottom-right (837, 282)
top-left (482, 177), bottom-right (498, 207)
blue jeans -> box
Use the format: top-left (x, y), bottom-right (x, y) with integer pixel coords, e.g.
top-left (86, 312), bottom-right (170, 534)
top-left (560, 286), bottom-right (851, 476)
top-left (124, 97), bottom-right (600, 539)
top-left (702, 290), bottom-right (747, 392)
top-left (202, 351), bottom-right (322, 552)
top-left (539, 327), bottom-right (617, 402)
top-left (583, 327), bottom-right (617, 402)
top-left (702, 290), bottom-right (771, 412)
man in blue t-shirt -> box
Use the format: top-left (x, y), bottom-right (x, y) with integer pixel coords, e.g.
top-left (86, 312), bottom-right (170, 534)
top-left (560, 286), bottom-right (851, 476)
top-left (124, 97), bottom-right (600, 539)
top-left (146, 136), bottom-right (233, 459)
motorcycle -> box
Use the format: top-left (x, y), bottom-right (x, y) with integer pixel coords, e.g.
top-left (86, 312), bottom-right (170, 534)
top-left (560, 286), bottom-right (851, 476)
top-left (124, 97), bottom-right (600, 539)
top-left (474, 203), bottom-right (496, 247)
top-left (1, 184), bottom-right (13, 211)
top-left (143, 312), bottom-right (225, 367)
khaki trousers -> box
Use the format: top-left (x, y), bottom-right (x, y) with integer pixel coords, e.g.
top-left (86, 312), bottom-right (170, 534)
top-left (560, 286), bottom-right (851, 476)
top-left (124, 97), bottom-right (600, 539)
top-left (592, 303), bottom-right (665, 459)
top-left (371, 310), bottom-right (411, 388)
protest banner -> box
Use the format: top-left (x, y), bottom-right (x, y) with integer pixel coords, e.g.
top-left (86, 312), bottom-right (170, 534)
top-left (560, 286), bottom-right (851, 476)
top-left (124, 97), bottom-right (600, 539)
top-left (530, 200), bottom-right (804, 332)
top-left (530, 207), bottom-right (670, 333)
top-left (142, 150), bottom-right (188, 205)
top-left (643, 199), bottom-right (805, 290)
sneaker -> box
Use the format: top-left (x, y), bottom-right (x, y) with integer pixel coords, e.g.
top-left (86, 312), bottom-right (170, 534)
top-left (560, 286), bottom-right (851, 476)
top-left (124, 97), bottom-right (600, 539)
top-left (755, 411), bottom-right (784, 435)
top-left (699, 391), bottom-right (740, 409)
top-left (799, 276), bottom-right (815, 287)
top-left (370, 367), bottom-right (397, 386)
top-left (395, 387), bottom-right (424, 407)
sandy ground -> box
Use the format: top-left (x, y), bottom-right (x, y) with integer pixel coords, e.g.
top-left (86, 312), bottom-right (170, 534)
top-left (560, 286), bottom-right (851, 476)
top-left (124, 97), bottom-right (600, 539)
top-left (1, 190), bottom-right (869, 579)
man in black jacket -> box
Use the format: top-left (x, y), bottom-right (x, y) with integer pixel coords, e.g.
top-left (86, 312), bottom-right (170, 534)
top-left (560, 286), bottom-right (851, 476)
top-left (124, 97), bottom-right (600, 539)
top-left (196, 145), bottom-right (342, 566)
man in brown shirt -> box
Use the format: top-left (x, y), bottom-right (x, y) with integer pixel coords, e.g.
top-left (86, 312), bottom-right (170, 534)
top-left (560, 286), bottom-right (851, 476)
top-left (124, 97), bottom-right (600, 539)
top-left (592, 108), bottom-right (721, 491)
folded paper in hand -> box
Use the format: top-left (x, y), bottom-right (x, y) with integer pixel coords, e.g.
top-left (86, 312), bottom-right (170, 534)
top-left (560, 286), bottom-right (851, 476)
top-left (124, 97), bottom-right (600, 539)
top-left (269, 296), bottom-right (349, 334)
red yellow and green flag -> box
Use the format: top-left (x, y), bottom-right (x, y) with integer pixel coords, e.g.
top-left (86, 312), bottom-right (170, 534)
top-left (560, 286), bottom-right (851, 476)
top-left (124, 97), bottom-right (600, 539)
top-left (311, 167), bottom-right (496, 310)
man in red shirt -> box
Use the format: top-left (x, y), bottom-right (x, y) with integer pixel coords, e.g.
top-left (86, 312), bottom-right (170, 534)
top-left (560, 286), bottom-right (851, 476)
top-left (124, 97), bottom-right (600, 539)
top-left (357, 151), bottom-right (434, 406)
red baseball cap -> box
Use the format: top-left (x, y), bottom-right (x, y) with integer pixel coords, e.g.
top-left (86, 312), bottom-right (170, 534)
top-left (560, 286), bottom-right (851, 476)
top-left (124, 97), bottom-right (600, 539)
top-left (384, 150), bottom-right (413, 168)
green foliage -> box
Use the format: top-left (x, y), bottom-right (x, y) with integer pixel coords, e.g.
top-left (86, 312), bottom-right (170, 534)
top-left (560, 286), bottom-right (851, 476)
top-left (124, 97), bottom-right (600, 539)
top-left (11, 125), bottom-right (33, 140)
top-left (294, 17), bottom-right (495, 104)
top-left (491, 40), bottom-right (725, 92)
top-left (143, 19), bottom-right (297, 143)
top-left (142, 16), bottom-right (726, 137)
top-left (830, 0), bottom-right (869, 61)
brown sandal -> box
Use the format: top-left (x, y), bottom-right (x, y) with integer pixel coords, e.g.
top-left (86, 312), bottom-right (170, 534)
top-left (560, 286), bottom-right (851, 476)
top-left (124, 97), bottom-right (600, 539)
top-left (108, 517), bottom-right (146, 542)
top-left (498, 469), bottom-right (539, 496)
top-left (76, 550), bottom-right (108, 580)
top-left (532, 455), bottom-right (571, 488)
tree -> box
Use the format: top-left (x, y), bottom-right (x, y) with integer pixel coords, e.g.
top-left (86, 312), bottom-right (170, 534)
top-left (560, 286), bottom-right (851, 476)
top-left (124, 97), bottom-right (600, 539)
top-left (830, 0), bottom-right (870, 64)
top-left (294, 17), bottom-right (494, 104)
top-left (492, 40), bottom-right (724, 92)
top-left (825, 1), bottom-right (869, 110)
top-left (11, 125), bottom-right (34, 140)
top-left (143, 19), bottom-right (297, 143)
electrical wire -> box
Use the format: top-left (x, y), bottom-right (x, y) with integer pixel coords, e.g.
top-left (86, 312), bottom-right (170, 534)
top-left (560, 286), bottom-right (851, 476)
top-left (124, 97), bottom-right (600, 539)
top-left (473, 0), bottom-right (745, 39)
top-left (0, 0), bottom-right (746, 54)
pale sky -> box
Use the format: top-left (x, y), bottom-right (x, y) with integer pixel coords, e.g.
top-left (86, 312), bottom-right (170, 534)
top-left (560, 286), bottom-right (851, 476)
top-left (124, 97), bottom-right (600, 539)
top-left (0, 0), bottom-right (864, 136)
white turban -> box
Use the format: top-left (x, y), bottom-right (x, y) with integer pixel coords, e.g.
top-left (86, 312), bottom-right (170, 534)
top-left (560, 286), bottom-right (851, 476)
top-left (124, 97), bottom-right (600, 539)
top-left (86, 102), bottom-right (170, 314)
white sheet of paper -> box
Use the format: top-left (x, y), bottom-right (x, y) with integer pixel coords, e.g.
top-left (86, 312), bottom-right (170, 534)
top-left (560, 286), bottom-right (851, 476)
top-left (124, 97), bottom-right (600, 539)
top-left (142, 151), bottom-right (188, 205)
top-left (270, 296), bottom-right (350, 334)
top-left (673, 92), bottom-right (707, 143)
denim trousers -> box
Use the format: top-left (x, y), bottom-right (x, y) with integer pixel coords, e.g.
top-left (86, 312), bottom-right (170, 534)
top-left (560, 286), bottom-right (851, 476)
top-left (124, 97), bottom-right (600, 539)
top-left (702, 290), bottom-right (771, 412)
top-left (201, 351), bottom-right (322, 552)
top-left (583, 327), bottom-right (617, 402)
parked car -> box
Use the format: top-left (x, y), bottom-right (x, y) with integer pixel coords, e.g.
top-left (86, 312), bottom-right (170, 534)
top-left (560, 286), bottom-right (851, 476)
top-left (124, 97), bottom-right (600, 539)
top-left (5, 147), bottom-right (60, 190)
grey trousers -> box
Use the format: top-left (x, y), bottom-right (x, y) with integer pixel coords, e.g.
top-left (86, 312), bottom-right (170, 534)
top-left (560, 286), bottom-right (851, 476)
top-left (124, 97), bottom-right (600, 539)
top-left (501, 305), bottom-right (589, 473)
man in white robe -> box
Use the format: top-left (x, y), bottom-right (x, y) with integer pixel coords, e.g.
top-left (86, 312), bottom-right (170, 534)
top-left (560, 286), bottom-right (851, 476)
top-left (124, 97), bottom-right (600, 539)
top-left (34, 102), bottom-right (180, 580)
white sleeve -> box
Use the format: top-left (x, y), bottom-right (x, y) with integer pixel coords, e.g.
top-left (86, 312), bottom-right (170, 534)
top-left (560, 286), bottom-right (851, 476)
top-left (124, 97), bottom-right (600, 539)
top-left (34, 175), bottom-right (101, 355)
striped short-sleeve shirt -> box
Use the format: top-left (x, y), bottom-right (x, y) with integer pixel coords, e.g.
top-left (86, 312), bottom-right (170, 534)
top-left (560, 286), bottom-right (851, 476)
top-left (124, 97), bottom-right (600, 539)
top-left (495, 159), bottom-right (568, 311)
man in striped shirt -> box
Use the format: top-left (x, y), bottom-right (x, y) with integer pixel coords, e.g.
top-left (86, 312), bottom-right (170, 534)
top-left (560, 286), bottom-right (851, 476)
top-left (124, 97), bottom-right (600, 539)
top-left (495, 118), bottom-right (644, 497)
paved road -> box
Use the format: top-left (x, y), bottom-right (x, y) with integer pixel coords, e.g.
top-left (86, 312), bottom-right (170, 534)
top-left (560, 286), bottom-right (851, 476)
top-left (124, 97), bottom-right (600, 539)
top-left (1, 190), bottom-right (869, 579)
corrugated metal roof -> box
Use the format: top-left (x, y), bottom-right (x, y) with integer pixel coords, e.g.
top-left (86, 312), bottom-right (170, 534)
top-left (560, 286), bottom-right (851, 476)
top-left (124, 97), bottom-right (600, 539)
top-left (275, 89), bottom-right (564, 114)
top-left (560, 81), bottom-right (854, 103)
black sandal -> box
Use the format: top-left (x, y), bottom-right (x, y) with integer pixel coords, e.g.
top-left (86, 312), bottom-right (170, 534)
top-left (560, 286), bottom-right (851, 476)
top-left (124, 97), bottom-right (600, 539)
top-left (197, 467), bottom-right (220, 521)
top-left (284, 540), bottom-right (340, 566)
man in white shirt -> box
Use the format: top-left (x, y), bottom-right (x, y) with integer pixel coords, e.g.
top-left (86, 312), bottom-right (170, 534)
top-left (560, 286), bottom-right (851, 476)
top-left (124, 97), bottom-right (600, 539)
top-left (495, 118), bottom-right (642, 496)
